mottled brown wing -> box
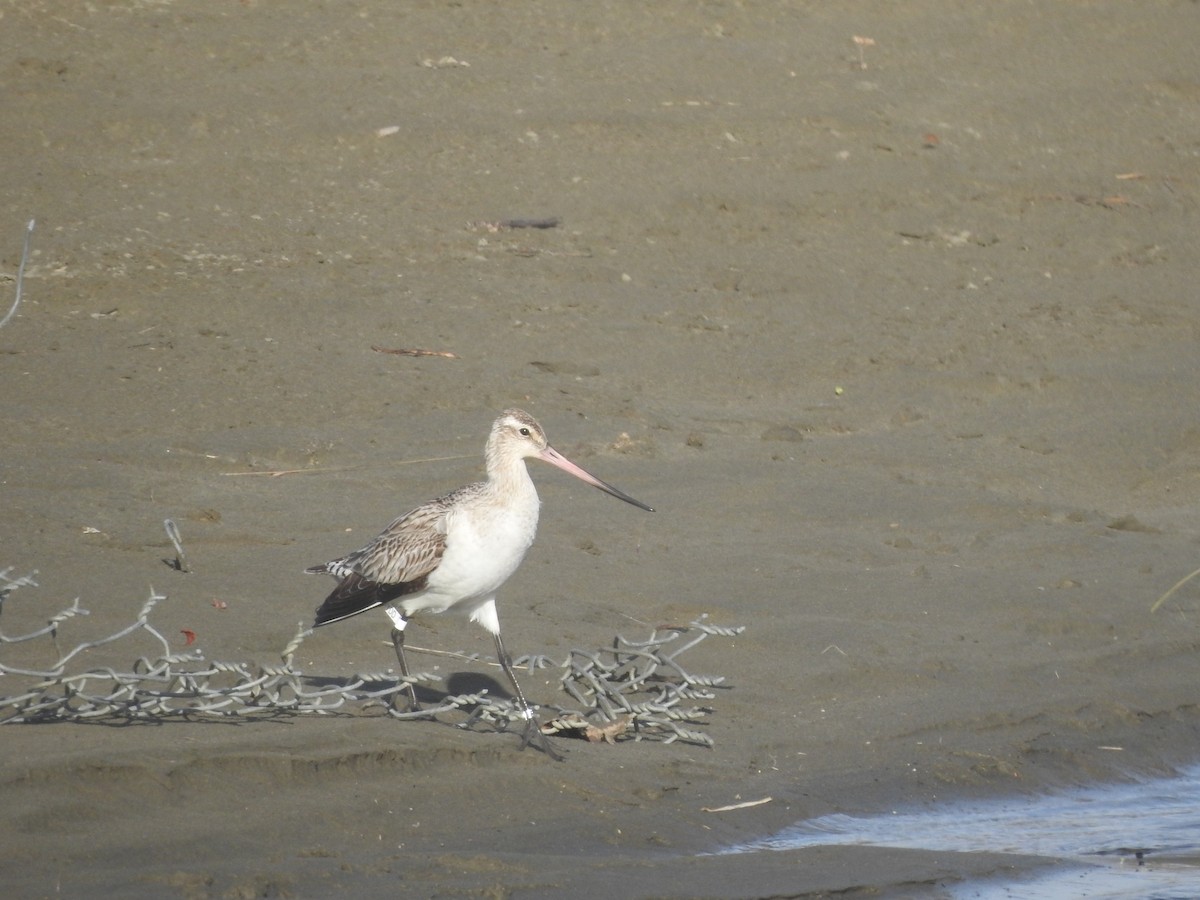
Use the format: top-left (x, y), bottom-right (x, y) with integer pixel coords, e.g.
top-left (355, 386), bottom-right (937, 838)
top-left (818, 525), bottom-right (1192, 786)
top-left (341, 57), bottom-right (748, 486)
top-left (308, 492), bottom-right (458, 627)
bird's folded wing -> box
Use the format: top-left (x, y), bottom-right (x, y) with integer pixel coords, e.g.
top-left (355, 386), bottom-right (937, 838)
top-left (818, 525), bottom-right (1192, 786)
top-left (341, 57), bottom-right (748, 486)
top-left (312, 499), bottom-right (451, 626)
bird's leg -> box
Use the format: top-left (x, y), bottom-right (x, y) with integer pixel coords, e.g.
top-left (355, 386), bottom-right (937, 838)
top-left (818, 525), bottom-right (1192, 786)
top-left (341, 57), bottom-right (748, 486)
top-left (493, 631), bottom-right (564, 761)
top-left (385, 606), bottom-right (420, 712)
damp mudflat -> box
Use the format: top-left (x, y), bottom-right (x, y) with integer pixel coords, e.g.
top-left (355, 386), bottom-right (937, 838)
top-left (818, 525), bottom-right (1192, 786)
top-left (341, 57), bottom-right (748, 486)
top-left (3, 2), bottom-right (1200, 898)
top-left (725, 763), bottom-right (1200, 898)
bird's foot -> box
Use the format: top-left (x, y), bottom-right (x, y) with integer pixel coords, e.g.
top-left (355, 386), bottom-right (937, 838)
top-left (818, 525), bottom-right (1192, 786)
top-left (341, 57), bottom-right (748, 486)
top-left (391, 682), bottom-right (422, 714)
top-left (517, 713), bottom-right (565, 762)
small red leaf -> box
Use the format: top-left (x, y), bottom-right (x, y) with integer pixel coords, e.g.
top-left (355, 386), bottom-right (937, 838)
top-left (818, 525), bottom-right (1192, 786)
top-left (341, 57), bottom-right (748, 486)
top-left (180, 629), bottom-right (197, 646)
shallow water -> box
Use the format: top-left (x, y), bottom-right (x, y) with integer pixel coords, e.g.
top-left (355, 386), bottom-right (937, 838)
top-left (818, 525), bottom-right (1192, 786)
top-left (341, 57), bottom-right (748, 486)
top-left (725, 764), bottom-right (1200, 898)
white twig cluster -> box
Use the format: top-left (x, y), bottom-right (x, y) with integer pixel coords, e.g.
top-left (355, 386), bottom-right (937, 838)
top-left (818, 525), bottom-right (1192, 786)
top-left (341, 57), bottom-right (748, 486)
top-left (0, 567), bottom-right (740, 747)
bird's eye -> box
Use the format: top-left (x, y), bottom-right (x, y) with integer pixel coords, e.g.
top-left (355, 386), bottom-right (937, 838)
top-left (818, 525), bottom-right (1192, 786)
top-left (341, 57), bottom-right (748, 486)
top-left (519, 427), bottom-right (531, 436)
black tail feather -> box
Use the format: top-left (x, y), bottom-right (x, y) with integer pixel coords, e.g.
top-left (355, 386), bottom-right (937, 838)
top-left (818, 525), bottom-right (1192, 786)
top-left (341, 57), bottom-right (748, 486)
top-left (313, 572), bottom-right (427, 627)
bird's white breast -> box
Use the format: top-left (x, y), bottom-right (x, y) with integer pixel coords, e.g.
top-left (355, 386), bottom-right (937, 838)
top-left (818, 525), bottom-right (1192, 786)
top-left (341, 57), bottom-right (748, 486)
top-left (418, 484), bottom-right (541, 611)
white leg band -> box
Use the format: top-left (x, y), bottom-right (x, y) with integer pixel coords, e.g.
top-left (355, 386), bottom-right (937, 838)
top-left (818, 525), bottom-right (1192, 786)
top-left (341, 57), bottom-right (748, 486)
top-left (385, 606), bottom-right (407, 630)
top-left (520, 707), bottom-right (536, 721)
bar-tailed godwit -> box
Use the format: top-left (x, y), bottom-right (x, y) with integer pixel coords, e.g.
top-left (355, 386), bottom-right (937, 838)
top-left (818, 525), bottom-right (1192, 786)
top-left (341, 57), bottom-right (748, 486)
top-left (306, 409), bottom-right (652, 759)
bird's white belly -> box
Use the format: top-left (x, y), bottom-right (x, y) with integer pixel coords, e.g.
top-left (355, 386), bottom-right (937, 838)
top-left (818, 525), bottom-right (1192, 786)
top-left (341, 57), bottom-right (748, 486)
top-left (403, 502), bottom-right (538, 618)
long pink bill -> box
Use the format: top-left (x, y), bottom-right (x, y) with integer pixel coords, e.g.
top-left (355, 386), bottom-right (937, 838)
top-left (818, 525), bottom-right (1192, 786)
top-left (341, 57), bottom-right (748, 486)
top-left (539, 446), bottom-right (654, 512)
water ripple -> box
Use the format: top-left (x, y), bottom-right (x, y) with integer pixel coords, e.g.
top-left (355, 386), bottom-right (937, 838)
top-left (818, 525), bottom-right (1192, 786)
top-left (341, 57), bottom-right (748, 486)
top-left (724, 763), bottom-right (1200, 897)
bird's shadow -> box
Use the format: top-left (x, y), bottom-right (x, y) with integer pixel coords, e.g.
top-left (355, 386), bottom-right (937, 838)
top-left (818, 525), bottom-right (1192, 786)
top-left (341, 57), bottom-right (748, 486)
top-left (302, 671), bottom-right (512, 709)
top-left (444, 670), bottom-right (511, 700)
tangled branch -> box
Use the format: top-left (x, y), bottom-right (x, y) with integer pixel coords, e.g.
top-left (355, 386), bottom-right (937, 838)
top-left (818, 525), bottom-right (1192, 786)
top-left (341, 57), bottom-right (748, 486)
top-left (0, 567), bottom-right (741, 747)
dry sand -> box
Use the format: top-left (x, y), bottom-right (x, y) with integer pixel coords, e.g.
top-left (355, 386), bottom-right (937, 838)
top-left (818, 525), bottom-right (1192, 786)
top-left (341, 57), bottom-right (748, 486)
top-left (2, 1), bottom-right (1200, 897)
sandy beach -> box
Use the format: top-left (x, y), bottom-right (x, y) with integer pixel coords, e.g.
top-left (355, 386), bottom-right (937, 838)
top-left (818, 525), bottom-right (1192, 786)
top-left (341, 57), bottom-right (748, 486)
top-left (3, 1), bottom-right (1200, 896)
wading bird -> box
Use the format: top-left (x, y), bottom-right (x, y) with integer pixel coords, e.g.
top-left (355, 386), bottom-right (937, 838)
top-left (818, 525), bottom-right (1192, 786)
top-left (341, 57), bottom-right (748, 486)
top-left (306, 409), bottom-right (653, 759)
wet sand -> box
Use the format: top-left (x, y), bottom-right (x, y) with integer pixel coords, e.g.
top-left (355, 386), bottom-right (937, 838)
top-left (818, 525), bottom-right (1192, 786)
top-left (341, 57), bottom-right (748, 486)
top-left (2, 1), bottom-right (1200, 896)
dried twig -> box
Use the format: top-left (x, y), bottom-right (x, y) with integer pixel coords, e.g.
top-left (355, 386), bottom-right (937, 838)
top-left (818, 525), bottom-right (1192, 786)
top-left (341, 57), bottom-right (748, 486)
top-left (0, 219), bottom-right (35, 331)
top-left (219, 454), bottom-right (474, 478)
top-left (221, 468), bottom-right (319, 478)
top-left (499, 217), bottom-right (560, 229)
top-left (1151, 565), bottom-right (1200, 613)
top-left (852, 35), bottom-right (876, 70)
top-left (371, 346), bottom-right (459, 359)
top-left (163, 519), bottom-right (190, 573)
top-left (702, 797), bottom-right (773, 813)
top-left (468, 218), bottom-right (561, 233)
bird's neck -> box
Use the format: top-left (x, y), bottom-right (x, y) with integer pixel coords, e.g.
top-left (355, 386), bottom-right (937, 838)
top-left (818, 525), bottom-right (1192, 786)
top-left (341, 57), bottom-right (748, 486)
top-left (484, 455), bottom-right (538, 506)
